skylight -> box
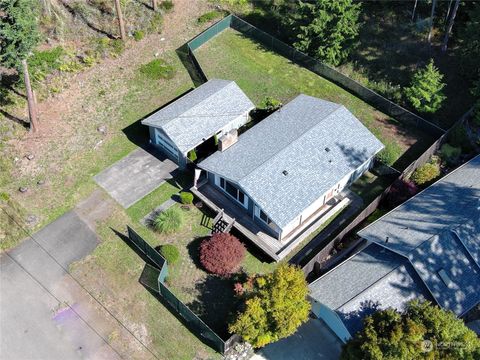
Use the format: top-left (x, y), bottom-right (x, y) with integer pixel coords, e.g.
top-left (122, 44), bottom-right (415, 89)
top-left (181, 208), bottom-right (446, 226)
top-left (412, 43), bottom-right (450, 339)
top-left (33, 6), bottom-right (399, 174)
top-left (438, 269), bottom-right (453, 288)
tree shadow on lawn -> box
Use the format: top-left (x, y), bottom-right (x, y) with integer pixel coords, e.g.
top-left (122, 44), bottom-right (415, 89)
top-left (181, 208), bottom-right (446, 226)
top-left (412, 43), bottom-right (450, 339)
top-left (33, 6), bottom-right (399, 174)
top-left (186, 274), bottom-right (241, 340)
top-left (60, 0), bottom-right (116, 39)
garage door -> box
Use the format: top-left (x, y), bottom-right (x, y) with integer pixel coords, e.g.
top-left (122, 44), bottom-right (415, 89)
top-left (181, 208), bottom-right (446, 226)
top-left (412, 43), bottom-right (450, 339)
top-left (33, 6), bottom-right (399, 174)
top-left (156, 131), bottom-right (179, 157)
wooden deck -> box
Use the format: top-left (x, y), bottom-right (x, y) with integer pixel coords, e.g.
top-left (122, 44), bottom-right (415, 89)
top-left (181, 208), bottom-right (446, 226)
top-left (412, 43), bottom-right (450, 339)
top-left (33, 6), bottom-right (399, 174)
top-left (192, 183), bottom-right (351, 261)
top-left (192, 183), bottom-right (282, 259)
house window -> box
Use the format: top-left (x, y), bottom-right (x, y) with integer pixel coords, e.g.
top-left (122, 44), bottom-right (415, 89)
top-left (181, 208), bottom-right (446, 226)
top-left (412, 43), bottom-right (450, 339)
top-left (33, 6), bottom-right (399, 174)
top-left (259, 209), bottom-right (271, 225)
top-left (225, 181), bottom-right (237, 198)
top-left (217, 177), bottom-right (248, 208)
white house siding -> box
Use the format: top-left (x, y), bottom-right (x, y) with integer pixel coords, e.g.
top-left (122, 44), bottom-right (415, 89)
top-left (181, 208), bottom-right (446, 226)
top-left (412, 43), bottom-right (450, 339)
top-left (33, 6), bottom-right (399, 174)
top-left (219, 112), bottom-right (251, 136)
top-left (311, 302), bottom-right (351, 343)
top-left (279, 157), bottom-right (375, 239)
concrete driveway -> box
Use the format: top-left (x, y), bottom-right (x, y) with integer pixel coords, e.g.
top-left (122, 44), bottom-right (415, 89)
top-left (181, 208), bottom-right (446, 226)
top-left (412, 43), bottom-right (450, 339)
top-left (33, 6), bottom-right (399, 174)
top-left (253, 319), bottom-right (343, 360)
top-left (94, 147), bottom-right (178, 208)
top-left (0, 209), bottom-right (153, 360)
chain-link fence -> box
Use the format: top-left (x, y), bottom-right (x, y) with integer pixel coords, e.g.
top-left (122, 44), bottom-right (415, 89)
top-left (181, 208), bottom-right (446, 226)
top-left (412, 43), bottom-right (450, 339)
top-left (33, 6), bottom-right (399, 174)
top-left (187, 15), bottom-right (446, 137)
top-left (126, 226), bottom-right (235, 354)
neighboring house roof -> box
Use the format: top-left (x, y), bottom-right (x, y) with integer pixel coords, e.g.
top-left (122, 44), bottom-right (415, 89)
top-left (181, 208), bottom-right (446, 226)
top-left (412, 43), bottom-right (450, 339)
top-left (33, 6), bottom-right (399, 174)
top-left (199, 94), bottom-right (384, 229)
top-left (358, 154), bottom-right (480, 316)
top-left (309, 243), bottom-right (432, 335)
top-left (358, 155), bottom-right (480, 256)
top-left (408, 229), bottom-right (480, 316)
top-left (141, 79), bottom-right (254, 154)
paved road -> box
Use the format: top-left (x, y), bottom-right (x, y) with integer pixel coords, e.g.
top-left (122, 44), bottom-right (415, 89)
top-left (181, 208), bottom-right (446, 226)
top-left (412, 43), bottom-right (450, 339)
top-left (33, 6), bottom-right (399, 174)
top-left (253, 319), bottom-right (342, 360)
top-left (0, 210), bottom-right (152, 360)
top-left (94, 147), bottom-right (178, 208)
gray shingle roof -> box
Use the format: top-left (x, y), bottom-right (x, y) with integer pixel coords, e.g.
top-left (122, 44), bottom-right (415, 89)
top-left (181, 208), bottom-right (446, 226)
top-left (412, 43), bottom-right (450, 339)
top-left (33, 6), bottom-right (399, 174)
top-left (309, 243), bottom-right (432, 335)
top-left (141, 79), bottom-right (254, 154)
top-left (452, 220), bottom-right (480, 267)
top-left (408, 229), bottom-right (480, 315)
top-left (358, 155), bottom-right (480, 316)
top-left (199, 94), bottom-right (384, 228)
top-left (358, 155), bottom-right (480, 255)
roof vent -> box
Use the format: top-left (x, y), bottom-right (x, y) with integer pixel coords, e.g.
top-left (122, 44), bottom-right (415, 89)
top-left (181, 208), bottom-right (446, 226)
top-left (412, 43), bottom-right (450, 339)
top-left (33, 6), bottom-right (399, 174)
top-left (438, 269), bottom-right (453, 288)
top-left (282, 170), bottom-right (288, 176)
top-left (385, 236), bottom-right (389, 243)
top-left (328, 159), bottom-right (332, 163)
top-left (325, 147), bottom-right (331, 152)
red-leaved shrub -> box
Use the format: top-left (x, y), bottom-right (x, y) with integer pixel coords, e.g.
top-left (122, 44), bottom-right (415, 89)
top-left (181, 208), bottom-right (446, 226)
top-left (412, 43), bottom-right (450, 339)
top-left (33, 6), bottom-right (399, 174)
top-left (386, 179), bottom-right (419, 208)
top-left (200, 233), bottom-right (246, 276)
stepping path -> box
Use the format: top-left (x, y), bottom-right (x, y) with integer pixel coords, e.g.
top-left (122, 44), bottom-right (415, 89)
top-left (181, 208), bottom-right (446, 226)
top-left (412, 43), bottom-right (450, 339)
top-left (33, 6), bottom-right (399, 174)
top-left (141, 198), bottom-right (177, 226)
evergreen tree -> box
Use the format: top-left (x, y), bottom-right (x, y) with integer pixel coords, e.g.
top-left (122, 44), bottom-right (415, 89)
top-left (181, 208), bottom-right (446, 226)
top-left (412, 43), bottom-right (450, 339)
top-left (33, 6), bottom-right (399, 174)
top-left (341, 301), bottom-right (480, 360)
top-left (471, 77), bottom-right (480, 126)
top-left (287, 0), bottom-right (361, 66)
top-left (459, 3), bottom-right (480, 76)
top-left (229, 263), bottom-right (310, 347)
top-left (0, 0), bottom-right (41, 131)
top-left (405, 60), bottom-right (446, 113)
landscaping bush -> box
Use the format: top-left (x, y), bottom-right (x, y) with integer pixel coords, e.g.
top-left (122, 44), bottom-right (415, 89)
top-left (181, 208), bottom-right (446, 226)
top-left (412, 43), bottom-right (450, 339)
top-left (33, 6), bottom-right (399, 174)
top-left (133, 30), bottom-right (145, 41)
top-left (179, 191), bottom-right (194, 205)
top-left (200, 233), bottom-right (246, 276)
top-left (159, 244), bottom-right (180, 265)
top-left (411, 161), bottom-right (440, 186)
top-left (159, 0), bottom-right (173, 11)
top-left (139, 59), bottom-right (175, 80)
top-left (440, 143), bottom-right (461, 166)
top-left (198, 10), bottom-right (224, 24)
top-left (187, 149), bottom-right (197, 162)
top-left (386, 179), bottom-right (418, 208)
top-left (259, 96), bottom-right (282, 112)
top-left (153, 207), bottom-right (183, 234)
top-left (29, 46), bottom-right (66, 81)
top-left (376, 142), bottom-right (402, 166)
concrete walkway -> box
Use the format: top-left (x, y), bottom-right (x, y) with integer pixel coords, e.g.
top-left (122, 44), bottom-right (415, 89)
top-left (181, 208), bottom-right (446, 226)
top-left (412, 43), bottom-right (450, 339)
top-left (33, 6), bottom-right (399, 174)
top-left (94, 148), bottom-right (178, 208)
top-left (141, 197), bottom-right (177, 226)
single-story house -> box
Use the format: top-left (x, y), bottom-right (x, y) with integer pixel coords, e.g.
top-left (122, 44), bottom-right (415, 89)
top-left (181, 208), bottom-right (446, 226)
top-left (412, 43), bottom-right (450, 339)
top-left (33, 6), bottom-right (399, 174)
top-left (142, 79), bottom-right (254, 168)
top-left (309, 155), bottom-right (480, 342)
top-left (193, 94), bottom-right (384, 260)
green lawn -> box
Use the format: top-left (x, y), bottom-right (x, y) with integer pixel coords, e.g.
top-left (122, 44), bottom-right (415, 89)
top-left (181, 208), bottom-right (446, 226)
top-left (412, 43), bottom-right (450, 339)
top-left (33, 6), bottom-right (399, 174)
top-left (194, 29), bottom-right (436, 170)
top-left (71, 201), bottom-right (220, 360)
top-left (84, 185), bottom-right (276, 343)
top-left (350, 171), bottom-right (394, 204)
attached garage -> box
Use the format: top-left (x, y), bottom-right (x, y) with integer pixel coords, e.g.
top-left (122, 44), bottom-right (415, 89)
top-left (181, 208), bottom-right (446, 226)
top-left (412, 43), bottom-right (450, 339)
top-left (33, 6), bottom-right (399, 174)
top-left (142, 79), bottom-right (254, 168)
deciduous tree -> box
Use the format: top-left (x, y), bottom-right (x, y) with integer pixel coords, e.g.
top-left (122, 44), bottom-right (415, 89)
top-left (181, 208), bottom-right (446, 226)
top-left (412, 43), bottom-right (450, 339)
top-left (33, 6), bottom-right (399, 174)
top-left (229, 263), bottom-right (310, 347)
top-left (0, 0), bottom-right (41, 131)
top-left (405, 59), bottom-right (446, 113)
top-left (341, 301), bottom-right (480, 360)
